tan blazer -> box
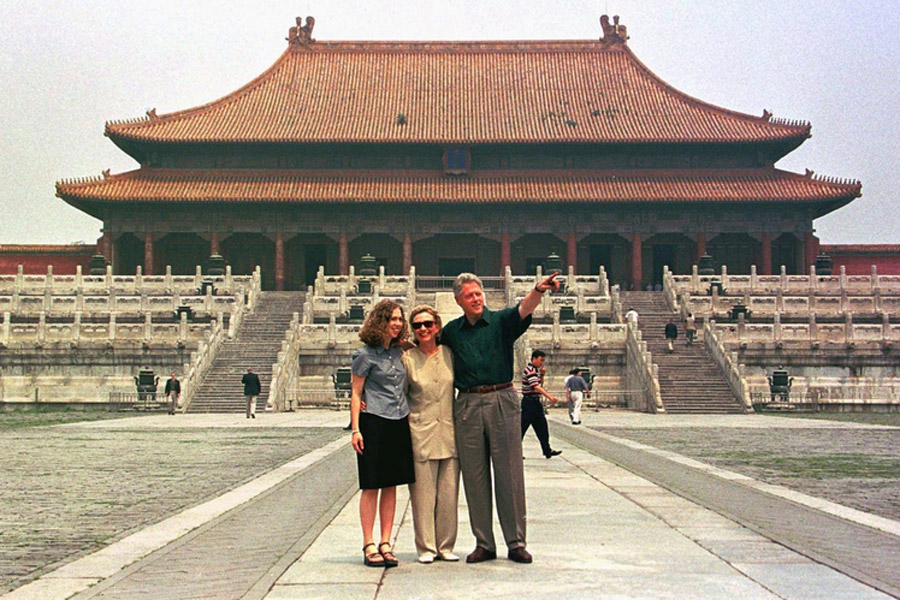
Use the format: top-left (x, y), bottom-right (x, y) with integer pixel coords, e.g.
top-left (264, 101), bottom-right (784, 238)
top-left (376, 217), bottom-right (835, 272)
top-left (402, 345), bottom-right (456, 462)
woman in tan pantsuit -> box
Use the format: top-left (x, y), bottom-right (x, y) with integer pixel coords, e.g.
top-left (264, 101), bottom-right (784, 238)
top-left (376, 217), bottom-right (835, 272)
top-left (402, 305), bottom-right (460, 564)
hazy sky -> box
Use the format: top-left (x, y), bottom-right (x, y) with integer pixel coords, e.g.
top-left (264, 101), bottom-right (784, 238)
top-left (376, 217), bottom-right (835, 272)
top-left (1, 1), bottom-right (898, 246)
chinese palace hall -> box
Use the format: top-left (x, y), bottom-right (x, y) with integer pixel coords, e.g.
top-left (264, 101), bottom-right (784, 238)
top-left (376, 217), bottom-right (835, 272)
top-left (54, 15), bottom-right (863, 291)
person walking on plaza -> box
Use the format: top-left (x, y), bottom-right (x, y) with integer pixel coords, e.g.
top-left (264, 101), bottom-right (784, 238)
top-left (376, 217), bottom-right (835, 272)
top-left (565, 368), bottom-right (590, 425)
top-left (402, 305), bottom-right (460, 564)
top-left (350, 300), bottom-right (415, 568)
top-left (665, 319), bottom-right (678, 353)
top-left (242, 367), bottom-right (261, 419)
top-left (164, 372), bottom-right (181, 415)
top-left (521, 350), bottom-right (562, 458)
top-left (440, 270), bottom-right (560, 565)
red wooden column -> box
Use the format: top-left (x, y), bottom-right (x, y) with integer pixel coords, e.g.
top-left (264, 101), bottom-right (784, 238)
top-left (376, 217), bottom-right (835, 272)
top-left (402, 232), bottom-right (412, 273)
top-left (567, 231), bottom-right (577, 274)
top-left (339, 232), bottom-right (349, 275)
top-left (631, 233), bottom-right (642, 289)
top-left (803, 232), bottom-right (818, 274)
top-left (274, 232), bottom-right (285, 291)
top-left (695, 232), bottom-right (706, 264)
top-left (143, 233), bottom-right (154, 275)
top-left (210, 232), bottom-right (220, 256)
top-left (501, 232), bottom-right (511, 273)
top-left (760, 232), bottom-right (772, 275)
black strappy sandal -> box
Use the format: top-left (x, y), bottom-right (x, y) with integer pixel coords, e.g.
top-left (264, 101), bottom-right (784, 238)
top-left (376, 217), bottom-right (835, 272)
top-left (379, 542), bottom-right (399, 568)
top-left (363, 543), bottom-right (385, 567)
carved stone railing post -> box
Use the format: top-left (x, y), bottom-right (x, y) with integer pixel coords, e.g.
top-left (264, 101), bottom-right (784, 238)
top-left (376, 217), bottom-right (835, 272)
top-left (1, 312), bottom-right (10, 346)
top-left (73, 311), bottom-right (82, 344)
top-left (552, 311), bottom-right (560, 347)
top-left (179, 311), bottom-right (188, 345)
top-left (750, 264), bottom-right (758, 291)
top-left (194, 265), bottom-right (203, 290)
top-left (38, 311), bottom-right (46, 345)
top-left (165, 265), bottom-right (173, 294)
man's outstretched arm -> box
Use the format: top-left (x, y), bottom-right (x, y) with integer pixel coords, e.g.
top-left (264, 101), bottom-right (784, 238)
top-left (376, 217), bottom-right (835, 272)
top-left (519, 272), bottom-right (560, 319)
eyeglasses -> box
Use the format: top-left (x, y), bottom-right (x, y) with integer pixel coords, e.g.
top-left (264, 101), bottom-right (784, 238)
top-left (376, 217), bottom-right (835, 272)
top-left (411, 320), bottom-right (435, 330)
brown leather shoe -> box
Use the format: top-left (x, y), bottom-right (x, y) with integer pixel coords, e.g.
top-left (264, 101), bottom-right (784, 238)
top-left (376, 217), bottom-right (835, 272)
top-left (465, 546), bottom-right (497, 563)
top-left (507, 546), bottom-right (533, 563)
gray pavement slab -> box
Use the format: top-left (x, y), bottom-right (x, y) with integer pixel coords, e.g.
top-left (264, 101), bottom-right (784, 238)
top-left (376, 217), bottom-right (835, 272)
top-left (266, 425), bottom-right (892, 600)
top-left (3, 410), bottom-right (899, 599)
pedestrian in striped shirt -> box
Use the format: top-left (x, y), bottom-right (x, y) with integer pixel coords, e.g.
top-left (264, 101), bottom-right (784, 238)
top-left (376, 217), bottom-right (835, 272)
top-left (520, 350), bottom-right (561, 459)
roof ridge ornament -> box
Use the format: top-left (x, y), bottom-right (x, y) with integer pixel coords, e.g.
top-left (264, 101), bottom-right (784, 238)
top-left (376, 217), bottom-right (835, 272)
top-left (600, 14), bottom-right (628, 44)
top-left (288, 16), bottom-right (315, 46)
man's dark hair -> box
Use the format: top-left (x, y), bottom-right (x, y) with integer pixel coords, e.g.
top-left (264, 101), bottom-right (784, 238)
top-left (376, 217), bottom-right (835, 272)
top-left (531, 349), bottom-right (546, 359)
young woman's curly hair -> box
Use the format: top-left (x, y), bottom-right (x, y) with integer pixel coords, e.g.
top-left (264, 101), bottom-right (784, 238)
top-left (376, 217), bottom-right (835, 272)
top-left (358, 299), bottom-right (408, 347)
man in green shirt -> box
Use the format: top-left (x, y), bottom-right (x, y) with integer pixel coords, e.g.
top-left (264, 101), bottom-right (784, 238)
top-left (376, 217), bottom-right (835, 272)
top-left (440, 270), bottom-right (559, 564)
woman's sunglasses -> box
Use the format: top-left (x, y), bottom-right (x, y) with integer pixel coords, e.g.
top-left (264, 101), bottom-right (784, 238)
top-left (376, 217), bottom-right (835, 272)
top-left (411, 320), bottom-right (435, 330)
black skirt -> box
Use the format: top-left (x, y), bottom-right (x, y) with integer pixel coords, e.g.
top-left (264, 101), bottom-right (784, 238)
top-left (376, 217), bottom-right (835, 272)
top-left (357, 412), bottom-right (416, 490)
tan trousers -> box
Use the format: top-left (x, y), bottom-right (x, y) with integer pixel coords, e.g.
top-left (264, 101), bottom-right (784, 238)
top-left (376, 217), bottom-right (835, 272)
top-left (409, 457), bottom-right (460, 557)
top-left (454, 386), bottom-right (526, 552)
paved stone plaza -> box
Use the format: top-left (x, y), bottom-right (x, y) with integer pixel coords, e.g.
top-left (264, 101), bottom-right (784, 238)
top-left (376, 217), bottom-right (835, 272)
top-left (1, 410), bottom-right (899, 599)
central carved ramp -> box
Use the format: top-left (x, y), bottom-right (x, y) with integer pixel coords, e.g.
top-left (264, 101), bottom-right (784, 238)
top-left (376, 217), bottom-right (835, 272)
top-left (621, 291), bottom-right (745, 414)
top-left (187, 291), bottom-right (304, 413)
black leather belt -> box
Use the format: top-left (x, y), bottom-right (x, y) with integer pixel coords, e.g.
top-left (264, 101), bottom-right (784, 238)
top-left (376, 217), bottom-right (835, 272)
top-left (458, 382), bottom-right (514, 394)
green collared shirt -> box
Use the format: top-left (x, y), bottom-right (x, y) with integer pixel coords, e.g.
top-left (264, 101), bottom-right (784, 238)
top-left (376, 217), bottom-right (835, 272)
top-left (440, 305), bottom-right (532, 389)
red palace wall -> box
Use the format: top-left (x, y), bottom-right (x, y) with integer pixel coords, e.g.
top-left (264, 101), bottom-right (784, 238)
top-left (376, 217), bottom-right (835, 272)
top-left (821, 245), bottom-right (900, 276)
top-left (0, 245), bottom-right (95, 275)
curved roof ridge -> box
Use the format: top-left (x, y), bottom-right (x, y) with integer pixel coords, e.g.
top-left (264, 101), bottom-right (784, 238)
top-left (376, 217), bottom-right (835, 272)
top-left (618, 44), bottom-right (810, 137)
top-left (106, 46), bottom-right (295, 136)
top-left (103, 35), bottom-right (814, 147)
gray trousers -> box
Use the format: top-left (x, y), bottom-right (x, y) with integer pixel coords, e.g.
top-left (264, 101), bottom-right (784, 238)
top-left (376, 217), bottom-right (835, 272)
top-left (454, 387), bottom-right (526, 552)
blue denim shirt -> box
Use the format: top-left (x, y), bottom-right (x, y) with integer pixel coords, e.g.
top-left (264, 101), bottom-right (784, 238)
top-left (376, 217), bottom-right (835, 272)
top-left (352, 344), bottom-right (409, 420)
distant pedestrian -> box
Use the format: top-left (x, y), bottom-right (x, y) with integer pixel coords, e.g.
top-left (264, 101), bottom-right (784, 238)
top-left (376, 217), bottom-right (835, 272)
top-left (242, 368), bottom-right (261, 419)
top-left (684, 312), bottom-right (697, 345)
top-left (625, 307), bottom-right (638, 324)
top-left (665, 320), bottom-right (678, 353)
top-left (565, 368), bottom-right (590, 425)
top-left (564, 368), bottom-right (576, 423)
top-left (164, 372), bottom-right (181, 415)
top-left (521, 350), bottom-right (561, 459)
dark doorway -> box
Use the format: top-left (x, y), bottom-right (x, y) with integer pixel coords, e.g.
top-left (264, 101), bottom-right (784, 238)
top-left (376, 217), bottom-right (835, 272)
top-left (304, 245), bottom-right (327, 287)
top-left (115, 233), bottom-right (143, 275)
top-left (589, 245), bottom-right (612, 275)
top-left (439, 258), bottom-right (475, 276)
top-left (652, 245), bottom-right (676, 286)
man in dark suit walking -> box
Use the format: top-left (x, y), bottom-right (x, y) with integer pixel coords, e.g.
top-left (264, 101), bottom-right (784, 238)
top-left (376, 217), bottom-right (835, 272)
top-left (242, 368), bottom-right (262, 419)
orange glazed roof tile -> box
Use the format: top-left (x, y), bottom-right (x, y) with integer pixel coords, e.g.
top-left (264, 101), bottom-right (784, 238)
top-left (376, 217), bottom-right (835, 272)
top-left (105, 38), bottom-right (810, 145)
top-left (57, 169), bottom-right (860, 207)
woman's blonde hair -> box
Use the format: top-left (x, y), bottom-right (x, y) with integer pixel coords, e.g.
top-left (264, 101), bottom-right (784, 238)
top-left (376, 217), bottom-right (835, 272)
top-left (408, 305), bottom-right (442, 344)
top-left (358, 299), bottom-right (408, 347)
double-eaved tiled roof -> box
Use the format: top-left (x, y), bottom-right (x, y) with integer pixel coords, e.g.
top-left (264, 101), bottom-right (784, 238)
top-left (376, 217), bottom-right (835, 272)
top-left (105, 39), bottom-right (810, 146)
top-left (57, 168), bottom-right (860, 213)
